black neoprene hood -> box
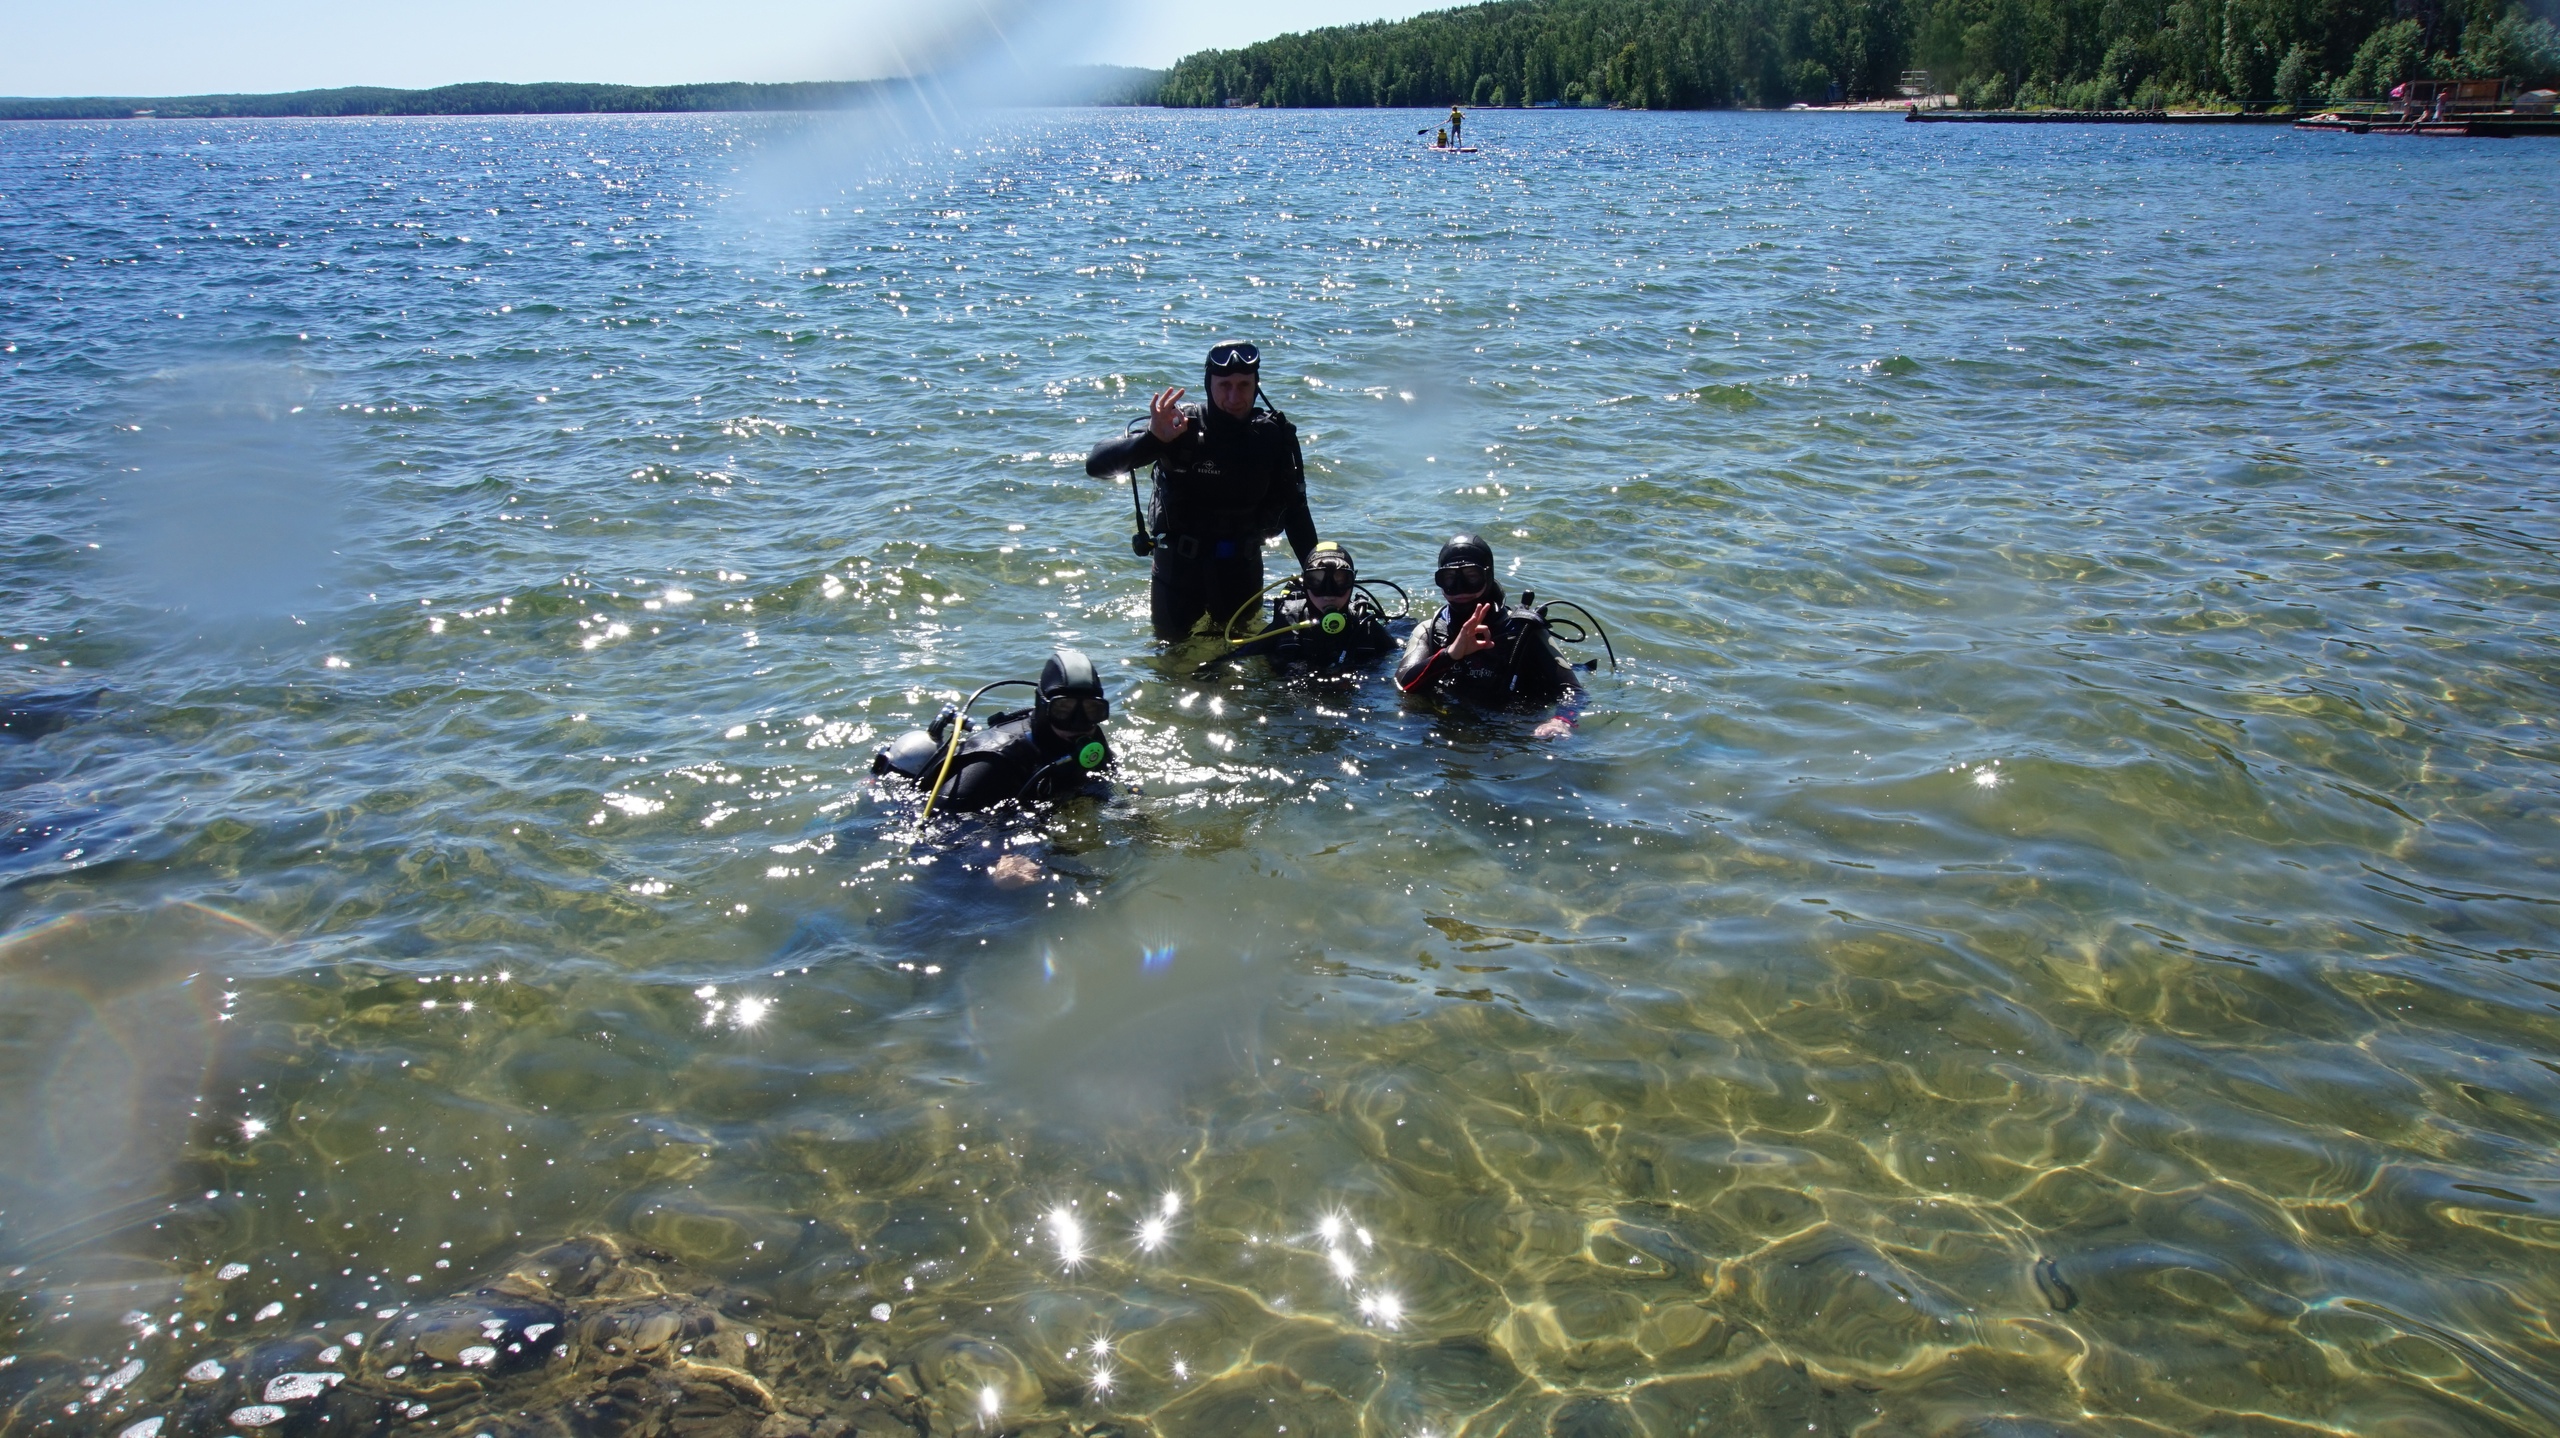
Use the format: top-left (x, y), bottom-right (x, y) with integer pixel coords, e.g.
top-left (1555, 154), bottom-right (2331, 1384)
top-left (1039, 648), bottom-right (1103, 701)
top-left (1438, 533), bottom-right (1494, 570)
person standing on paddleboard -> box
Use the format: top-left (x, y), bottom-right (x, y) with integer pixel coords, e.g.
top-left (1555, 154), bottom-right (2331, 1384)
top-left (1448, 105), bottom-right (1464, 145)
top-left (1085, 341), bottom-right (1319, 641)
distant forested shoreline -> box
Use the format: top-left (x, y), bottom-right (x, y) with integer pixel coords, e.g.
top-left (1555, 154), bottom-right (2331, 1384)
top-left (0, 69), bottom-right (1166, 121)
top-left (1159, 0), bottom-right (2560, 111)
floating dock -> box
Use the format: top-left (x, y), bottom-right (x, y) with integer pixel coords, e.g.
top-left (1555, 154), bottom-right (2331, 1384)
top-left (2290, 114), bottom-right (2559, 137)
top-left (1904, 109), bottom-right (2291, 125)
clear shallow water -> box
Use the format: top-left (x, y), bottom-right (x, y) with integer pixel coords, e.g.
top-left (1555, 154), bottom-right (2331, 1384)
top-left (3, 107), bottom-right (2558, 1436)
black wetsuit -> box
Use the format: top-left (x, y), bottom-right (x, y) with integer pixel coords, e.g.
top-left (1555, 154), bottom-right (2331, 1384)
top-left (1085, 404), bottom-right (1317, 640)
top-left (1229, 593), bottom-right (1397, 673)
top-left (1394, 601), bottom-right (1579, 709)
top-left (927, 712), bottom-right (1110, 813)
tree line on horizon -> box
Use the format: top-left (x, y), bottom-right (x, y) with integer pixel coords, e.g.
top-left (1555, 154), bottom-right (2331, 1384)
top-left (0, 82), bottom-right (891, 122)
top-left (1156, 0), bottom-right (2560, 110)
top-left (0, 69), bottom-right (1167, 122)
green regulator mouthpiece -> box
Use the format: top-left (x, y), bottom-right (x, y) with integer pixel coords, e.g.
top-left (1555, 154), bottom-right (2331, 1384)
top-left (1078, 741), bottom-right (1108, 770)
top-left (1320, 611), bottom-right (1348, 636)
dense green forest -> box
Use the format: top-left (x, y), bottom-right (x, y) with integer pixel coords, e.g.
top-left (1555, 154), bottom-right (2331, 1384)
top-left (1159, 0), bottom-right (2560, 109)
top-left (0, 68), bottom-right (1165, 121)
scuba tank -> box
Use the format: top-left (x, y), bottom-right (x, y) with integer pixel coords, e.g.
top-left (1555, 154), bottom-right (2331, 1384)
top-left (874, 724), bottom-right (949, 780)
top-left (871, 688), bottom-right (1014, 782)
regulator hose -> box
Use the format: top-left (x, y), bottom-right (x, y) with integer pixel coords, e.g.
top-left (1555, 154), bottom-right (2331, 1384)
top-left (905, 678), bottom-right (1040, 850)
top-left (1537, 599), bottom-right (1618, 671)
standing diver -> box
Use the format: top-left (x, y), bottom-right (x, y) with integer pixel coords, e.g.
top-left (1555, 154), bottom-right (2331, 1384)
top-left (874, 649), bottom-right (1116, 885)
top-left (1219, 541), bottom-right (1400, 674)
top-left (1085, 341), bottom-right (1318, 642)
top-left (1395, 533), bottom-right (1580, 740)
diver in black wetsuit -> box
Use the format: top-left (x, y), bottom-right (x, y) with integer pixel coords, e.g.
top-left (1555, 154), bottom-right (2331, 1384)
top-left (1394, 533), bottom-right (1581, 739)
top-left (1084, 341), bottom-right (1319, 641)
top-left (868, 649), bottom-right (1115, 891)
top-left (874, 649), bottom-right (1115, 815)
top-left (1222, 541), bottom-right (1398, 674)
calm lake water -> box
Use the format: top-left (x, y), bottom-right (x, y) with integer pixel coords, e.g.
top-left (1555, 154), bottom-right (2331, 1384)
top-left (3, 106), bottom-right (2557, 1437)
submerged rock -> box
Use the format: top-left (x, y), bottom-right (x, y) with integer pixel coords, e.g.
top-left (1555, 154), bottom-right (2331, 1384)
top-left (911, 1333), bottom-right (1040, 1433)
top-left (155, 1333), bottom-right (378, 1437)
top-left (625, 1188), bottom-right (806, 1269)
top-left (578, 1293), bottom-right (729, 1362)
top-left (0, 687), bottom-right (104, 742)
top-left (283, 1232), bottom-right (818, 1436)
top-left (370, 1288), bottom-right (567, 1378)
top-left (505, 1234), bottom-right (628, 1300)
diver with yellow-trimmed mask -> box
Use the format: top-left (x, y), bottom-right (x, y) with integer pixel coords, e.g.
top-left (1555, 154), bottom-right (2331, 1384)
top-left (1213, 541), bottom-right (1405, 675)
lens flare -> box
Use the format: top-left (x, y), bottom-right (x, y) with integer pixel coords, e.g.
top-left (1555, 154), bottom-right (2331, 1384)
top-left (1358, 1290), bottom-right (1405, 1327)
top-left (1049, 1207), bottom-right (1086, 1269)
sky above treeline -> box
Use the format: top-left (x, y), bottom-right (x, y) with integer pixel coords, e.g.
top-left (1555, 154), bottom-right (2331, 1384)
top-left (5, 0), bottom-right (1447, 98)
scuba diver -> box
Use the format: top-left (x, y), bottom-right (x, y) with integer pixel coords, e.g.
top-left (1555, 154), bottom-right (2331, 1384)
top-left (1084, 341), bottom-right (1319, 641)
top-left (873, 649), bottom-right (1116, 884)
top-left (1219, 541), bottom-right (1400, 674)
top-left (1395, 533), bottom-right (1583, 740)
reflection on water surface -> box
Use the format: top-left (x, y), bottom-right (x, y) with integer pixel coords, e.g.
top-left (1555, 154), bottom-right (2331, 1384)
top-left (3, 109), bottom-right (2558, 1436)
